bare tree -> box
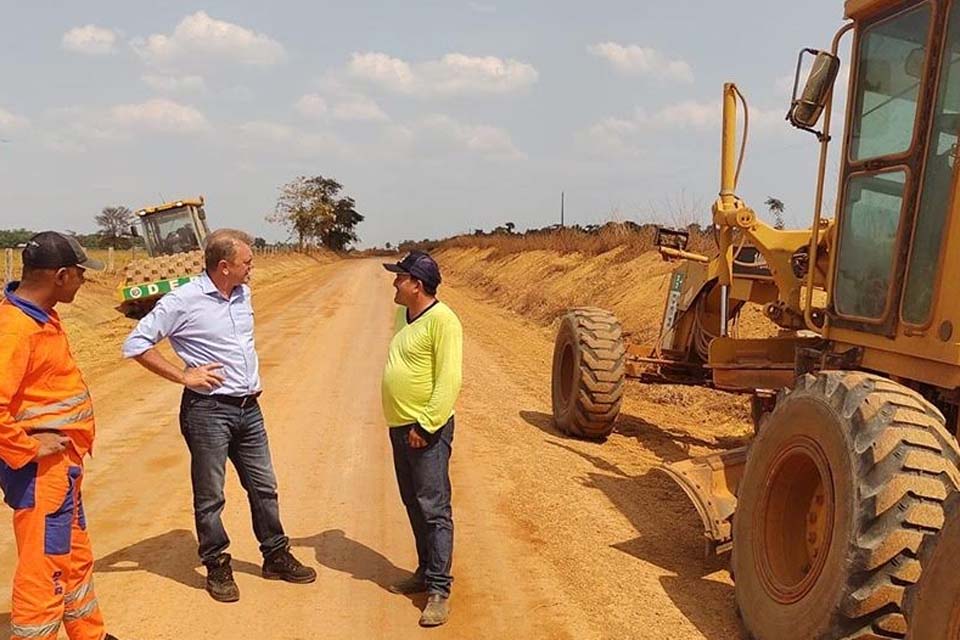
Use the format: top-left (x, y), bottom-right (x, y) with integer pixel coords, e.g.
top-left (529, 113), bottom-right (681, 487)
top-left (96, 206), bottom-right (133, 240)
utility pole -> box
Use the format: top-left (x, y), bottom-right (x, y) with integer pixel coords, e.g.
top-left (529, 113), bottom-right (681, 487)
top-left (561, 191), bottom-right (565, 227)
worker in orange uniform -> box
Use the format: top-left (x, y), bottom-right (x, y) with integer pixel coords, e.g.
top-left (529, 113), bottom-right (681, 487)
top-left (0, 232), bottom-right (119, 640)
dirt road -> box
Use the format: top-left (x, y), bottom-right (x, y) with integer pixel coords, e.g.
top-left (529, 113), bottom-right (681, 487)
top-left (1, 257), bottom-right (747, 639)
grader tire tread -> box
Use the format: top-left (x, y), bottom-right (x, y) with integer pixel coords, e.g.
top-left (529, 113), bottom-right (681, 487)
top-left (819, 372), bottom-right (959, 637)
top-left (551, 307), bottom-right (625, 440)
top-left (735, 370), bottom-right (960, 640)
top-left (902, 491), bottom-right (960, 639)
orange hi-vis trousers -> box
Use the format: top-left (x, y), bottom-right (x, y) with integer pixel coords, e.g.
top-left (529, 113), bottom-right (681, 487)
top-left (1, 447), bottom-right (105, 640)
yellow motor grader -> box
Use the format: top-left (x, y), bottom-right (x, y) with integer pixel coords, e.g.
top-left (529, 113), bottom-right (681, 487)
top-left (551, 0), bottom-right (960, 637)
top-left (117, 197), bottom-right (208, 318)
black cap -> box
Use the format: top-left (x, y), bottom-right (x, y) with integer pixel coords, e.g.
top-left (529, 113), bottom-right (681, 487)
top-left (22, 231), bottom-right (104, 271)
top-left (382, 251), bottom-right (441, 290)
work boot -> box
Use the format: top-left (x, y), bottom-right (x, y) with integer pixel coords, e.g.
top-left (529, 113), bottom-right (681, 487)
top-left (388, 573), bottom-right (427, 595)
top-left (205, 553), bottom-right (240, 603)
top-left (419, 593), bottom-right (450, 627)
top-left (262, 547), bottom-right (317, 584)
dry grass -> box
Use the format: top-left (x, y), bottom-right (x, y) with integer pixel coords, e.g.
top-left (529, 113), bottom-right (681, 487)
top-left (437, 222), bottom-right (716, 263)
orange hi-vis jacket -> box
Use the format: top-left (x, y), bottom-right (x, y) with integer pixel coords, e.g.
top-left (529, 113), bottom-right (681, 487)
top-left (0, 292), bottom-right (95, 469)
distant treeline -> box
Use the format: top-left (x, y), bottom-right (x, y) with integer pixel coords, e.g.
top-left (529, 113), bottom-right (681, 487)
top-left (0, 228), bottom-right (145, 250)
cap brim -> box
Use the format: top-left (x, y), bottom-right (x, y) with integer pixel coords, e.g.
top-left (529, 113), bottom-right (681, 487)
top-left (77, 257), bottom-right (105, 271)
top-left (382, 263), bottom-right (407, 274)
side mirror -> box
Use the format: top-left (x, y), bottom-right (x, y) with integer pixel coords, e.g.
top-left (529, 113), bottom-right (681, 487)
top-left (787, 49), bottom-right (841, 139)
top-left (197, 207), bottom-right (206, 221)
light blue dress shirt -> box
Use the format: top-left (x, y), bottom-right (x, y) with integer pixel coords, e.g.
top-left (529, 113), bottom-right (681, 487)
top-left (122, 272), bottom-right (262, 396)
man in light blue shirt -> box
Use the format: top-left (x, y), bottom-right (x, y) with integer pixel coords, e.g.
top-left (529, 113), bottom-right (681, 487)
top-left (122, 228), bottom-right (315, 603)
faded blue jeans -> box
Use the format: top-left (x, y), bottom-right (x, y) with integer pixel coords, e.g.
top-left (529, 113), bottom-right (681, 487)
top-left (389, 417), bottom-right (454, 597)
top-left (179, 390), bottom-right (288, 566)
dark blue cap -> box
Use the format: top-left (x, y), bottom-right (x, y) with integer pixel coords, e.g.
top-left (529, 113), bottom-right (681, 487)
top-left (23, 231), bottom-right (104, 271)
top-left (383, 251), bottom-right (441, 290)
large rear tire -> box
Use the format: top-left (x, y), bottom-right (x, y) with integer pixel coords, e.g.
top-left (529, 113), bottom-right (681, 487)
top-left (905, 493), bottom-right (960, 639)
top-left (732, 371), bottom-right (960, 640)
top-left (550, 308), bottom-right (625, 439)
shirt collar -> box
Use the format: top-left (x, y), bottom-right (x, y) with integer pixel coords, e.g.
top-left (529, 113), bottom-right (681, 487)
top-left (199, 271), bottom-right (245, 301)
top-left (4, 281), bottom-right (52, 324)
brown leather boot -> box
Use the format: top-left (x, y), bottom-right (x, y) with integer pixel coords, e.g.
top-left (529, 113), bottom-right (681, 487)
top-left (419, 593), bottom-right (450, 627)
top-left (205, 553), bottom-right (240, 603)
top-left (262, 547), bottom-right (317, 584)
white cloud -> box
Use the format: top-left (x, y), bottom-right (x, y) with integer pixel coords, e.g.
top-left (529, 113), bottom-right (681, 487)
top-left (109, 99), bottom-right (210, 133)
top-left (0, 107), bottom-right (29, 133)
top-left (582, 100), bottom-right (786, 156)
top-left (419, 114), bottom-right (524, 158)
top-left (348, 52), bottom-right (538, 97)
top-left (588, 42), bottom-right (693, 83)
top-left (332, 95), bottom-right (389, 122)
top-left (295, 94), bottom-right (329, 119)
top-left (132, 11), bottom-right (285, 68)
top-left (295, 91), bottom-right (389, 122)
top-left (235, 120), bottom-right (344, 156)
top-left (142, 74), bottom-right (206, 93)
top-left (62, 25), bottom-right (117, 55)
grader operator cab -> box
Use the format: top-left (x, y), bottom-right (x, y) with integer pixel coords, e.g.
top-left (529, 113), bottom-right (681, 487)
top-left (117, 197), bottom-right (209, 318)
top-left (551, 0), bottom-right (960, 637)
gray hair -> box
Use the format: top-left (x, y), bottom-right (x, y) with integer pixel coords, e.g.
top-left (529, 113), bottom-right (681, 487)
top-left (204, 228), bottom-right (253, 272)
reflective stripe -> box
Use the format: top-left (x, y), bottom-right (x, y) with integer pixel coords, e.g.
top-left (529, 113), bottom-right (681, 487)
top-left (10, 619), bottom-right (60, 638)
top-left (64, 580), bottom-right (93, 605)
top-left (63, 597), bottom-right (99, 622)
top-left (15, 392), bottom-right (90, 421)
top-left (33, 409), bottom-right (94, 431)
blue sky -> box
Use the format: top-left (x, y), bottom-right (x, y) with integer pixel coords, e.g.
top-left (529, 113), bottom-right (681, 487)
top-left (0, 1), bottom-right (852, 247)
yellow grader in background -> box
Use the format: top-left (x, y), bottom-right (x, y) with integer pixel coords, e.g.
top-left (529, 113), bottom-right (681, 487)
top-left (117, 197), bottom-right (208, 318)
top-left (551, 0), bottom-right (960, 637)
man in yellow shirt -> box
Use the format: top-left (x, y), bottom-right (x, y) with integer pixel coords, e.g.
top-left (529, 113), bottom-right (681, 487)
top-left (381, 251), bottom-right (462, 627)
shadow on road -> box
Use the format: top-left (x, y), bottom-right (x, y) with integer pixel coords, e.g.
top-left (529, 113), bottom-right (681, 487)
top-left (518, 409), bottom-right (564, 437)
top-left (519, 408), bottom-right (746, 639)
top-left (0, 612), bottom-right (8, 637)
top-left (94, 528), bottom-right (262, 590)
top-left (519, 409), bottom-right (746, 464)
top-left (292, 529), bottom-right (423, 608)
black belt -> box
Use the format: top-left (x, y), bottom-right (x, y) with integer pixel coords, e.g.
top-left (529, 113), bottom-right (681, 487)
top-left (185, 388), bottom-right (262, 408)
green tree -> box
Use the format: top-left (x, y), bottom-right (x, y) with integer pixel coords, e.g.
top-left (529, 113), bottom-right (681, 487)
top-left (765, 197), bottom-right (785, 230)
top-left (0, 228), bottom-right (35, 248)
top-left (268, 175), bottom-right (364, 251)
top-left (253, 237), bottom-right (268, 249)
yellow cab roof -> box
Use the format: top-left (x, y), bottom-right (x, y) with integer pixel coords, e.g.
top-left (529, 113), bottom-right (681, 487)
top-left (136, 196), bottom-right (205, 217)
top-left (844, 0), bottom-right (908, 20)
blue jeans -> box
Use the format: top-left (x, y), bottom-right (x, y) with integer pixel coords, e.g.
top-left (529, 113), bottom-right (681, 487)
top-left (179, 391), bottom-right (288, 566)
top-left (389, 417), bottom-right (454, 597)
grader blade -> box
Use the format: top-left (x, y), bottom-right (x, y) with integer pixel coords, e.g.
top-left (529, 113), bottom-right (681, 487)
top-left (653, 447), bottom-right (747, 556)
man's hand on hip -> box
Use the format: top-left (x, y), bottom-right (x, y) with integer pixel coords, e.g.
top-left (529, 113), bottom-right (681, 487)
top-left (32, 433), bottom-right (70, 459)
top-left (407, 427), bottom-right (428, 449)
top-left (184, 363), bottom-right (226, 390)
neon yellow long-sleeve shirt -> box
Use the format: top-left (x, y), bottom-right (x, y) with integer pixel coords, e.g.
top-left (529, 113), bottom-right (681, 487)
top-left (381, 301), bottom-right (463, 432)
